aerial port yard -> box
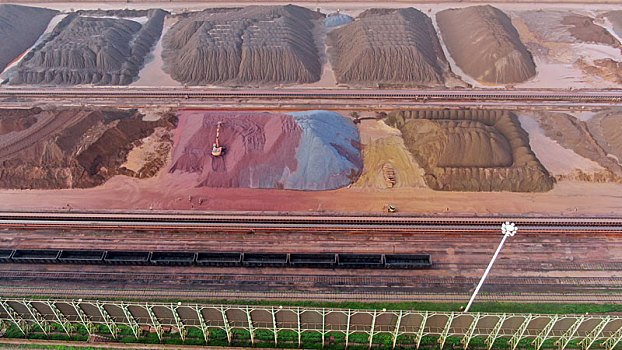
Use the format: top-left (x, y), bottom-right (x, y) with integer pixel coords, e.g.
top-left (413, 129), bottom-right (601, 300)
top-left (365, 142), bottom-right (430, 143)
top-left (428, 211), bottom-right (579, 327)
top-left (2, 0), bottom-right (622, 349)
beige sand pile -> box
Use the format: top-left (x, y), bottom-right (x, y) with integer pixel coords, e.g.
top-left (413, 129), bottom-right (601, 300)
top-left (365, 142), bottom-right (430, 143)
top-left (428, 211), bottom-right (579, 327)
top-left (0, 108), bottom-right (175, 189)
top-left (0, 5), bottom-right (57, 73)
top-left (437, 5), bottom-right (536, 84)
top-left (162, 5), bottom-right (322, 85)
top-left (386, 109), bottom-right (554, 192)
top-left (328, 8), bottom-right (445, 87)
top-left (13, 9), bottom-right (166, 85)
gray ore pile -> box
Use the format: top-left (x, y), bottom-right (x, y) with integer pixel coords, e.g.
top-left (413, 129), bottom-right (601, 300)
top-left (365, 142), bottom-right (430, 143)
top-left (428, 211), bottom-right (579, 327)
top-left (0, 4), bottom-right (58, 73)
top-left (437, 5), bottom-right (536, 84)
top-left (162, 5), bottom-right (323, 85)
top-left (386, 109), bottom-right (554, 192)
top-left (12, 9), bottom-right (166, 85)
top-left (329, 8), bottom-right (446, 86)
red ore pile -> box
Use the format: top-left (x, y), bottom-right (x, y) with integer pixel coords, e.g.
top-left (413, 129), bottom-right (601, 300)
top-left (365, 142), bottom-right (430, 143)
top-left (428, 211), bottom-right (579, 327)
top-left (169, 110), bottom-right (362, 190)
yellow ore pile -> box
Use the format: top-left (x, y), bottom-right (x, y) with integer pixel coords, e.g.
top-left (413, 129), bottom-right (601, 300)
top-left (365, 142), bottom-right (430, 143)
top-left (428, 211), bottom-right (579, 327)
top-left (386, 109), bottom-right (554, 192)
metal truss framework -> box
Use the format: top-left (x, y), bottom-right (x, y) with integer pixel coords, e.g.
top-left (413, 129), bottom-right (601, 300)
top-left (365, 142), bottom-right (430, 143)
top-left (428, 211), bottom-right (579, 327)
top-left (0, 298), bottom-right (621, 349)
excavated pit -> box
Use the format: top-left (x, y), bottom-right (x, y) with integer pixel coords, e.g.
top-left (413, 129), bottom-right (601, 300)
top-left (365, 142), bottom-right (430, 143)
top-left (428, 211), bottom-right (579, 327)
top-left (169, 110), bottom-right (361, 190)
top-left (328, 8), bottom-right (446, 87)
top-left (386, 109), bottom-right (554, 192)
top-left (436, 5), bottom-right (536, 84)
top-left (0, 4), bottom-right (58, 73)
top-left (12, 9), bottom-right (166, 85)
top-left (162, 5), bottom-right (323, 85)
top-left (0, 108), bottom-right (176, 189)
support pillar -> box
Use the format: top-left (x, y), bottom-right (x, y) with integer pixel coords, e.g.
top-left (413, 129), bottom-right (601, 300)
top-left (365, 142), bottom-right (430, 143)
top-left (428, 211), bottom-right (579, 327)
top-left (119, 302), bottom-right (140, 339)
top-left (532, 316), bottom-right (558, 350)
top-left (96, 301), bottom-right (119, 339)
top-left (415, 311), bottom-right (430, 350)
top-left (194, 306), bottom-right (209, 344)
top-left (146, 304), bottom-right (163, 341)
top-left (485, 314), bottom-right (507, 350)
top-left (438, 313), bottom-right (456, 350)
top-left (461, 313), bottom-right (481, 350)
top-left (369, 310), bottom-right (377, 349)
top-left (171, 305), bottom-right (186, 342)
top-left (70, 301), bottom-right (95, 337)
top-left (0, 300), bottom-right (27, 335)
top-left (555, 316), bottom-right (585, 350)
top-left (219, 306), bottom-right (232, 344)
top-left (509, 315), bottom-right (533, 350)
top-left (579, 317), bottom-right (610, 350)
top-left (44, 301), bottom-right (72, 336)
top-left (345, 310), bottom-right (352, 349)
top-left (23, 300), bottom-right (49, 335)
top-left (245, 306), bottom-right (255, 345)
top-left (392, 310), bottom-right (403, 350)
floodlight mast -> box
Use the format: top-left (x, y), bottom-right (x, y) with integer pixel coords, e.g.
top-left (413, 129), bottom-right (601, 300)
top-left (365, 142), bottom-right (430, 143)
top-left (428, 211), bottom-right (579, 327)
top-left (464, 222), bottom-right (517, 313)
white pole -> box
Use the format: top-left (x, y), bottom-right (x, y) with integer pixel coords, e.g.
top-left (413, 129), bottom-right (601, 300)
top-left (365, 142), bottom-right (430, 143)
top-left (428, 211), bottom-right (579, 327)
top-left (464, 222), bottom-right (517, 313)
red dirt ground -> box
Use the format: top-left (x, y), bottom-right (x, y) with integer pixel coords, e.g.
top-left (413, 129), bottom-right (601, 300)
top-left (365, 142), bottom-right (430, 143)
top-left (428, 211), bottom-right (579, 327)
top-left (0, 172), bottom-right (620, 216)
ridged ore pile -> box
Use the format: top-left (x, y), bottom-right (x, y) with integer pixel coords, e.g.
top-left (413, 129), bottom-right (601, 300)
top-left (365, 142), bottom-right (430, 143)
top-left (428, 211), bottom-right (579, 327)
top-left (328, 8), bottom-right (445, 86)
top-left (13, 9), bottom-right (166, 85)
top-left (0, 4), bottom-right (58, 73)
top-left (436, 5), bottom-right (536, 84)
top-left (386, 109), bottom-right (554, 192)
top-left (162, 5), bottom-right (323, 85)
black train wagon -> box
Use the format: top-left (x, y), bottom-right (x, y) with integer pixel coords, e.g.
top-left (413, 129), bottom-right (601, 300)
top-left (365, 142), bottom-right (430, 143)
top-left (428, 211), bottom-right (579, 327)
top-left (104, 251), bottom-right (152, 265)
top-left (0, 250), bottom-right (13, 263)
top-left (289, 253), bottom-right (337, 268)
top-left (58, 250), bottom-right (105, 264)
top-left (337, 254), bottom-right (384, 269)
top-left (242, 253), bottom-right (288, 267)
top-left (150, 251), bottom-right (196, 266)
top-left (384, 254), bottom-right (432, 269)
top-left (11, 249), bottom-right (60, 264)
top-left (196, 252), bottom-right (242, 267)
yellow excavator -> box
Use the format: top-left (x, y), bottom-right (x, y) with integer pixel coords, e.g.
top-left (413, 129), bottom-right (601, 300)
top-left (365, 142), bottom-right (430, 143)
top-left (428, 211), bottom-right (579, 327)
top-left (212, 122), bottom-right (224, 157)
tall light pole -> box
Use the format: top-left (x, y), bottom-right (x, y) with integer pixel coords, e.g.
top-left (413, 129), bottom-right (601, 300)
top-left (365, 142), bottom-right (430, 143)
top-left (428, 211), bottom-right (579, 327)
top-left (464, 221), bottom-right (517, 313)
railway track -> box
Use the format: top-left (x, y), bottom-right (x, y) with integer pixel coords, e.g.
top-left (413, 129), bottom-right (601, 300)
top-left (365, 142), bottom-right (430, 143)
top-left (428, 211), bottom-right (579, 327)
top-left (2, 88), bottom-right (622, 102)
top-left (1, 212), bottom-right (622, 233)
top-left (2, 269), bottom-right (621, 289)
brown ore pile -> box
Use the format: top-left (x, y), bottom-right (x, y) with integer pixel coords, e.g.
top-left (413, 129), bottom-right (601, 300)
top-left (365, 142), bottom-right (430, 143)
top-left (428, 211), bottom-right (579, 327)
top-left (12, 9), bottom-right (166, 85)
top-left (562, 15), bottom-right (619, 47)
top-left (0, 108), bottom-right (176, 189)
top-left (0, 5), bottom-right (58, 73)
top-left (436, 5), bottom-right (536, 84)
top-left (328, 8), bottom-right (446, 87)
top-left (386, 110), bottom-right (554, 192)
top-left (162, 5), bottom-right (322, 85)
